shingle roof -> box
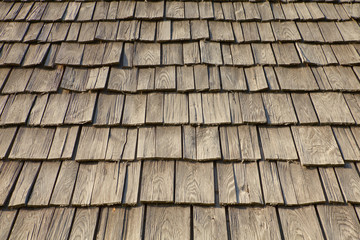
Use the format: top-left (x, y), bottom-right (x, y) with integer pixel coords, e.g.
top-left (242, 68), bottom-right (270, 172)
top-left (0, 0), bottom-right (360, 239)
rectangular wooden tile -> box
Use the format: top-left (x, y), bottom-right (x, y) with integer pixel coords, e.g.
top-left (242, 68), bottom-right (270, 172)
top-left (69, 208), bottom-right (99, 240)
top-left (239, 93), bottom-right (267, 123)
top-left (164, 93), bottom-right (188, 124)
top-left (291, 93), bottom-right (318, 124)
top-left (193, 207), bottom-right (227, 240)
top-left (122, 94), bottom-right (146, 126)
top-left (94, 93), bottom-right (124, 126)
top-left (335, 163), bottom-right (360, 203)
top-left (318, 167), bottom-right (344, 203)
top-left (259, 161), bottom-right (284, 205)
top-left (0, 161), bottom-right (22, 205)
top-left (156, 126), bottom-right (182, 159)
top-left (175, 161), bottom-right (214, 204)
top-left (262, 93), bottom-right (298, 125)
top-left (292, 126), bottom-right (344, 166)
top-left (196, 127), bottom-right (221, 161)
top-left (220, 66), bottom-right (247, 91)
top-left (275, 67), bottom-right (319, 91)
top-left (202, 93), bottom-right (231, 124)
top-left (220, 126), bottom-right (241, 160)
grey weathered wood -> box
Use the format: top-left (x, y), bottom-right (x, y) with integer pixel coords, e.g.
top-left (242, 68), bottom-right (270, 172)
top-left (228, 93), bottom-right (243, 124)
top-left (144, 206), bottom-right (190, 240)
top-left (279, 206), bottom-right (324, 240)
top-left (297, 22), bottom-right (324, 42)
top-left (251, 44), bottom-right (276, 65)
top-left (200, 41), bottom-right (222, 65)
top-left (233, 2), bottom-right (246, 20)
top-left (189, 93), bottom-right (204, 125)
top-left (213, 3), bottom-right (224, 20)
top-left (137, 68), bottom-right (155, 91)
top-left (241, 22), bottom-right (260, 42)
top-left (317, 205), bottom-right (360, 240)
top-left (190, 20), bottom-right (209, 40)
top-left (202, 93), bottom-right (231, 124)
top-left (220, 66), bottom-right (247, 91)
top-left (229, 207), bottom-right (281, 240)
top-left (46, 208), bottom-right (75, 240)
top-left (116, 1), bottom-right (135, 19)
top-left (183, 126), bottom-right (196, 160)
top-left (318, 22), bottom-right (343, 43)
top-left (245, 66), bottom-right (268, 91)
top-left (72, 163), bottom-right (97, 205)
top-left (93, 1), bottom-right (110, 20)
top-left (185, 2), bottom-right (199, 19)
top-left (222, 44), bottom-right (233, 65)
top-left (9, 162), bottom-right (41, 207)
top-left (141, 160), bottom-right (174, 203)
top-left (164, 93), bottom-right (188, 124)
top-left (157, 21), bottom-right (171, 41)
top-left (69, 208), bottom-right (99, 240)
top-left (0, 210), bottom-right (17, 240)
top-left (28, 161), bottom-right (61, 206)
top-left (196, 127), bottom-right (221, 160)
top-left (238, 125), bottom-right (261, 161)
top-left (193, 207), bottom-right (227, 240)
top-left (135, 1), bottom-right (164, 19)
top-left (318, 167), bottom-right (344, 203)
top-left (41, 93), bottom-right (71, 126)
top-left (28, 94), bottom-right (48, 126)
top-left (44, 44), bottom-right (60, 68)
top-left (155, 66), bottom-right (176, 90)
top-left (102, 42), bottom-right (123, 65)
top-left (292, 126), bottom-right (344, 166)
top-left (183, 42), bottom-right (200, 64)
top-left (50, 161), bottom-right (79, 205)
top-left (105, 128), bottom-right (127, 161)
top-left (194, 65), bottom-right (209, 91)
top-left (86, 67), bottom-right (109, 90)
top-left (140, 21), bottom-right (156, 41)
top-left (9, 127), bottom-right (55, 159)
top-left (63, 2), bottom-right (81, 21)
top-left (9, 208), bottom-right (54, 240)
top-left (175, 161), bottom-right (214, 204)
top-left (333, 127), bottom-right (360, 161)
top-left (331, 44), bottom-right (360, 65)
top-left (296, 43), bottom-right (328, 65)
top-left (0, 94), bottom-right (35, 125)
top-left (271, 3), bottom-right (285, 20)
top-left (272, 43), bottom-right (301, 65)
top-left (264, 67), bottom-right (280, 90)
top-left (66, 22), bottom-right (80, 41)
top-left (239, 93), bottom-right (267, 123)
top-left (64, 93), bottom-right (97, 124)
top-left (156, 126), bottom-right (182, 159)
top-left (122, 94), bottom-right (146, 126)
top-left (262, 93), bottom-right (298, 124)
top-left (0, 161), bottom-right (22, 205)
top-left (257, 22), bottom-right (275, 42)
top-left (230, 44), bottom-right (254, 66)
top-left (123, 161), bottom-right (141, 205)
top-left (217, 162), bottom-right (263, 205)
top-left (0, 22), bottom-right (29, 41)
top-left (259, 127), bottom-right (298, 160)
top-left (108, 68), bottom-right (137, 92)
top-left (209, 21), bottom-right (234, 41)
top-left (76, 127), bottom-right (109, 161)
top-left (323, 66), bottom-right (360, 91)
top-left (166, 1), bottom-right (184, 19)
top-left (133, 43), bottom-right (161, 66)
top-left (199, 1), bottom-right (214, 19)
top-left (259, 161), bottom-right (284, 205)
top-left (91, 162), bottom-right (126, 205)
top-left (335, 162), bottom-right (360, 203)
top-left (42, 2), bottom-right (68, 21)
top-left (121, 128), bottom-right (138, 161)
top-left (220, 126), bottom-right (241, 160)
top-left (0, 43), bottom-right (28, 66)
top-left (277, 162), bottom-right (326, 205)
top-left (172, 21), bottom-right (191, 40)
top-left (291, 93), bottom-right (318, 124)
top-left (208, 66), bottom-right (221, 91)
top-left (55, 43), bottom-right (84, 65)
top-left (47, 23), bottom-right (71, 42)
top-left (336, 21), bottom-right (360, 41)
top-left (272, 22), bottom-right (301, 41)
top-left (23, 44), bottom-right (50, 66)
top-left (145, 93), bottom-right (163, 124)
top-left (82, 43), bottom-right (106, 66)
top-left (96, 207), bottom-right (125, 240)
top-left (94, 93), bottom-right (124, 126)
top-left (311, 92), bottom-right (354, 124)
top-left (26, 67), bottom-right (64, 93)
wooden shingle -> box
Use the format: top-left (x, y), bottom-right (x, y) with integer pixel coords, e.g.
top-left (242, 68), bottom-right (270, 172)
top-left (64, 93), bottom-right (97, 124)
top-left (262, 93), bottom-right (297, 125)
top-left (0, 94), bottom-right (35, 125)
top-left (275, 67), bottom-right (319, 91)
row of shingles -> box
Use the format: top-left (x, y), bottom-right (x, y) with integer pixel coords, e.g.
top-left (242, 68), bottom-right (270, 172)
top-left (1, 19), bottom-right (360, 45)
top-left (1, 63), bottom-right (360, 95)
top-left (0, 1), bottom-right (357, 23)
top-left (1, 156), bottom-right (360, 208)
top-left (1, 204), bottom-right (360, 240)
top-left (1, 40), bottom-right (360, 74)
top-left (2, 121), bottom-right (360, 165)
top-left (1, 88), bottom-right (360, 127)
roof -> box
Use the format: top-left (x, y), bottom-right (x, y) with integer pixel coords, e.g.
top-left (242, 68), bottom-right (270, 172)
top-left (0, 0), bottom-right (360, 239)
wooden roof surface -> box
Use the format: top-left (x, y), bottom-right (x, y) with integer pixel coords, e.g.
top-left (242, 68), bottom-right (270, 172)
top-left (0, 0), bottom-right (360, 239)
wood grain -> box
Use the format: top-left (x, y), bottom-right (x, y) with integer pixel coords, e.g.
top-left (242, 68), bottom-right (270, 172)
top-left (193, 207), bottom-right (227, 240)
top-left (258, 161), bottom-right (284, 205)
top-left (175, 161), bottom-right (215, 204)
top-left (239, 93), bottom-right (267, 123)
top-left (64, 93), bottom-right (97, 124)
top-left (69, 208), bottom-right (99, 240)
top-left (144, 206), bottom-right (190, 240)
top-left (72, 163), bottom-right (97, 206)
top-left (164, 93), bottom-right (188, 124)
top-left (202, 93), bottom-right (231, 124)
top-left (141, 160), bottom-right (174, 203)
top-left (76, 127), bottom-right (109, 161)
top-left (262, 93), bottom-right (298, 124)
top-left (229, 206), bottom-right (281, 240)
top-left (292, 126), bottom-right (344, 166)
top-left (156, 126), bottom-right (182, 159)
top-left (122, 94), bottom-right (146, 126)
top-left (46, 208), bottom-right (75, 240)
top-left (0, 161), bottom-right (22, 205)
top-left (220, 126), bottom-right (241, 160)
top-left (291, 93), bottom-right (318, 124)
top-left (196, 127), bottom-right (221, 160)
top-left (335, 162), bottom-right (360, 203)
top-left (220, 66), bottom-right (247, 91)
